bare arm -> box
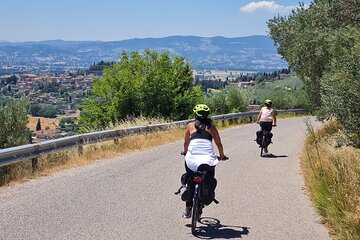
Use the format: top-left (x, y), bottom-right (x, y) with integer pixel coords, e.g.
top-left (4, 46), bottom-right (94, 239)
top-left (209, 126), bottom-right (225, 160)
top-left (273, 110), bottom-right (277, 126)
top-left (256, 111), bottom-right (262, 124)
top-left (183, 124), bottom-right (191, 154)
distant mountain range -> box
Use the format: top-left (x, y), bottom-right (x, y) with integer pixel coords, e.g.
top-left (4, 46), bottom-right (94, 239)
top-left (0, 35), bottom-right (286, 73)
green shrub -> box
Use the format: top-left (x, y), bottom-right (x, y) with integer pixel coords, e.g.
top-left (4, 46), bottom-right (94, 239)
top-left (0, 97), bottom-right (30, 149)
top-left (205, 87), bottom-right (250, 114)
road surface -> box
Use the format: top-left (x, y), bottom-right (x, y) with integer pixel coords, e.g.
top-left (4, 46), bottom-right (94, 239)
top-left (0, 117), bottom-right (330, 239)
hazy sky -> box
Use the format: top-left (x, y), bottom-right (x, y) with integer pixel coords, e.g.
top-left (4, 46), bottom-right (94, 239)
top-left (0, 0), bottom-right (311, 42)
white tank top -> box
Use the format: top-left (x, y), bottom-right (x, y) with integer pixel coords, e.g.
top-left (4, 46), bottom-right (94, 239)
top-left (260, 107), bottom-right (274, 122)
top-left (185, 139), bottom-right (219, 172)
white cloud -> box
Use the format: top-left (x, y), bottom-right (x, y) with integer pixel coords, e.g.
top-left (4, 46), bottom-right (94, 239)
top-left (240, 1), bottom-right (296, 14)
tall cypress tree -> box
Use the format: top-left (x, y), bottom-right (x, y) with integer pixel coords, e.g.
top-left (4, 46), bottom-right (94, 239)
top-left (36, 118), bottom-right (41, 131)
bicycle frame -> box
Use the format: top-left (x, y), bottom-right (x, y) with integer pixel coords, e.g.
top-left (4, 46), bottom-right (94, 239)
top-left (191, 172), bottom-right (205, 235)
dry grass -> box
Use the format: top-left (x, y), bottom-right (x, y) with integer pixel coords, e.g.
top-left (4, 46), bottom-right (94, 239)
top-left (0, 113), bottom-right (302, 188)
top-left (301, 120), bottom-right (360, 240)
top-left (0, 128), bottom-right (184, 187)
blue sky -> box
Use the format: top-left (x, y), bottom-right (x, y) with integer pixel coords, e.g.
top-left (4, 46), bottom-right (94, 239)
top-left (0, 0), bottom-right (312, 42)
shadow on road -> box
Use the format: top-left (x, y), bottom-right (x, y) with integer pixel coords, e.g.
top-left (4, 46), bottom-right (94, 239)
top-left (186, 217), bottom-right (250, 239)
top-left (262, 154), bottom-right (288, 158)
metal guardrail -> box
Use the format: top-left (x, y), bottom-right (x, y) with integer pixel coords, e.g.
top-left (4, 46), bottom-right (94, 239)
top-left (0, 109), bottom-right (304, 167)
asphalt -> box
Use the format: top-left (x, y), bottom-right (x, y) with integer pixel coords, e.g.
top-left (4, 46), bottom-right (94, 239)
top-left (0, 117), bottom-right (330, 240)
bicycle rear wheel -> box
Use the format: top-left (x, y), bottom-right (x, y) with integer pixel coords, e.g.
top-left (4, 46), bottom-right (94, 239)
top-left (191, 185), bottom-right (200, 235)
top-left (260, 135), bottom-right (265, 156)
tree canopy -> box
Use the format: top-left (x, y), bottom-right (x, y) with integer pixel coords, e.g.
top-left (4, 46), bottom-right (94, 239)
top-left (0, 97), bottom-right (30, 149)
top-left (267, 0), bottom-right (360, 146)
top-left (80, 50), bottom-right (204, 130)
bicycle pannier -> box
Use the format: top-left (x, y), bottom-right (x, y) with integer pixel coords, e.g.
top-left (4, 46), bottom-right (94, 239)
top-left (255, 131), bottom-right (273, 147)
top-left (256, 130), bottom-right (263, 145)
top-left (181, 173), bottom-right (194, 202)
top-left (266, 132), bottom-right (273, 146)
top-left (201, 173), bottom-right (217, 205)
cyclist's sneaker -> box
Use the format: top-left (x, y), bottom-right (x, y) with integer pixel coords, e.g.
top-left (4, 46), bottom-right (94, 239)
top-left (182, 208), bottom-right (191, 218)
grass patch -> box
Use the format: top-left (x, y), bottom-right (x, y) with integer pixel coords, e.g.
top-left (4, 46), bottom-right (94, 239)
top-left (301, 120), bottom-right (360, 240)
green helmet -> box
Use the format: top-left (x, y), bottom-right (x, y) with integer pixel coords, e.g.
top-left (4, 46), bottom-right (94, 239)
top-left (264, 99), bottom-right (272, 105)
top-left (193, 104), bottom-right (210, 117)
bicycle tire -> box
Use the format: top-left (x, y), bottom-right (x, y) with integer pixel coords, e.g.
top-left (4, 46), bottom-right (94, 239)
top-left (260, 134), bottom-right (265, 157)
top-left (191, 184), bottom-right (200, 235)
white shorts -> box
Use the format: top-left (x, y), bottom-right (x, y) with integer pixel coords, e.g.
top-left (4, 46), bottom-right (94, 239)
top-left (185, 138), bottom-right (219, 172)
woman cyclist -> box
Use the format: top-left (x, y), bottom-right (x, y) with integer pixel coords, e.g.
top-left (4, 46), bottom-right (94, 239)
top-left (181, 104), bottom-right (227, 218)
top-left (256, 99), bottom-right (277, 155)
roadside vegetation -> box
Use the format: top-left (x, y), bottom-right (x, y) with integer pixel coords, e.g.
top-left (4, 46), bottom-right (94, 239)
top-left (268, 0), bottom-right (360, 238)
top-left (0, 97), bottom-right (30, 149)
top-left (302, 121), bottom-right (360, 240)
top-left (0, 116), bottom-right (181, 187)
top-left (268, 0), bottom-right (360, 147)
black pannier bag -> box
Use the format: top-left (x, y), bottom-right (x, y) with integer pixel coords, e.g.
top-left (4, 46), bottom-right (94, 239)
top-left (201, 172), bottom-right (217, 205)
top-left (180, 173), bottom-right (193, 202)
top-left (180, 172), bottom-right (217, 205)
top-left (256, 130), bottom-right (263, 145)
top-left (255, 131), bottom-right (273, 147)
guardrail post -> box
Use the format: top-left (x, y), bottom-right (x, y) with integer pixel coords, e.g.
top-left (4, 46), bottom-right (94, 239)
top-left (221, 118), bottom-right (226, 127)
top-left (77, 136), bottom-right (84, 156)
top-left (78, 145), bottom-right (83, 156)
top-left (31, 157), bottom-right (38, 171)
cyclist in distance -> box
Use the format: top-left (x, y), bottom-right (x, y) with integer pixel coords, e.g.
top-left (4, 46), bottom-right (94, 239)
top-left (181, 104), bottom-right (227, 218)
top-left (256, 99), bottom-right (277, 155)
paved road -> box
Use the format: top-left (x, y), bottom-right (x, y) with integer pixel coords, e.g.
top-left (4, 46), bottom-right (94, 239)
top-left (0, 117), bottom-right (330, 240)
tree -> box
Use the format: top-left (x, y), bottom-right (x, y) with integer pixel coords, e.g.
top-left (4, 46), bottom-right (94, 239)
top-left (267, 0), bottom-right (360, 146)
top-left (320, 28), bottom-right (360, 146)
top-left (0, 97), bottom-right (30, 149)
top-left (5, 75), bottom-right (18, 85)
top-left (35, 118), bottom-right (41, 131)
top-left (80, 50), bottom-right (204, 130)
top-left (205, 91), bottom-right (229, 114)
top-left (226, 88), bottom-right (250, 112)
top-left (30, 104), bottom-right (41, 116)
top-left (205, 88), bottom-right (250, 115)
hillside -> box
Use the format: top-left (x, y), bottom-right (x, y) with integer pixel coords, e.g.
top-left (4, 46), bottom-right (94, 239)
top-left (0, 35), bottom-right (286, 73)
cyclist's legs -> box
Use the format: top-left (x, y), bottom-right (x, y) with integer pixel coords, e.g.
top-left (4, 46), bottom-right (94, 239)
top-left (260, 121), bottom-right (272, 132)
top-left (259, 122), bottom-right (273, 152)
top-left (184, 163), bottom-right (193, 209)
